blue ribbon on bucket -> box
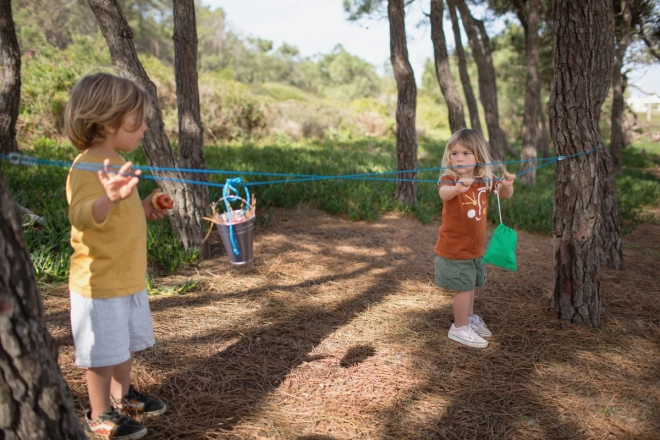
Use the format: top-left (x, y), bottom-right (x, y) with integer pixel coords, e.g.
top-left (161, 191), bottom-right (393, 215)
top-left (222, 178), bottom-right (251, 256)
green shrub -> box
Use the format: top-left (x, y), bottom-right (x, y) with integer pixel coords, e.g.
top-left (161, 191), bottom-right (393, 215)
top-left (19, 50), bottom-right (83, 139)
top-left (6, 119), bottom-right (659, 286)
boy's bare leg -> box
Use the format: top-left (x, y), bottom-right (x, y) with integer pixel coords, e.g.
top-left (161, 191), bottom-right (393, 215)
top-left (453, 290), bottom-right (473, 327)
top-left (87, 366), bottom-right (113, 419)
top-left (110, 356), bottom-right (133, 401)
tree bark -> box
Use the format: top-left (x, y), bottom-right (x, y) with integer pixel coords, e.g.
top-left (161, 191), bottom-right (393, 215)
top-left (0, 169), bottom-right (86, 439)
top-left (455, 0), bottom-right (508, 164)
top-left (0, 0), bottom-right (21, 155)
top-left (549, 0), bottom-right (615, 328)
top-left (87, 0), bottom-right (208, 253)
top-left (388, 0), bottom-right (418, 206)
top-left (598, 147), bottom-right (623, 269)
top-left (430, 0), bottom-right (465, 133)
top-left (609, 0), bottom-right (631, 174)
top-left (592, 1), bottom-right (623, 270)
top-left (520, 0), bottom-right (541, 185)
top-left (173, 0), bottom-right (210, 258)
top-left (447, 0), bottom-right (482, 135)
top-left (474, 17), bottom-right (515, 157)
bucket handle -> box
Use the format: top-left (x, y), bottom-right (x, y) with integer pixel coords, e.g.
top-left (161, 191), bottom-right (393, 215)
top-left (217, 178), bottom-right (251, 257)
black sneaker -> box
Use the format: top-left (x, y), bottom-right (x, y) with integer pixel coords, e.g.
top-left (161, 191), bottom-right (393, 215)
top-left (112, 385), bottom-right (168, 417)
top-left (83, 409), bottom-right (147, 439)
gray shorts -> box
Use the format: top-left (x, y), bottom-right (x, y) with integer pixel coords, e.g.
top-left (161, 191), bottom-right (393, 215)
top-left (435, 255), bottom-right (486, 292)
top-left (70, 289), bottom-right (155, 368)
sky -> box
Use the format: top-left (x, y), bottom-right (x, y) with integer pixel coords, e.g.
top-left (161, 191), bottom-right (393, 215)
top-left (201, 0), bottom-right (660, 99)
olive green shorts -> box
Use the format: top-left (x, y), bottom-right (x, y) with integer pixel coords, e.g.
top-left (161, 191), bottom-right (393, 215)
top-left (434, 255), bottom-right (486, 292)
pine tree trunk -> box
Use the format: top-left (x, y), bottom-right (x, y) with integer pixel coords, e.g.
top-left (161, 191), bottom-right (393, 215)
top-left (87, 0), bottom-right (208, 253)
top-left (455, 0), bottom-right (507, 163)
top-left (549, 0), bottom-right (615, 328)
top-left (0, 0), bottom-right (21, 155)
top-left (610, 0), bottom-right (631, 174)
top-left (592, 1), bottom-right (624, 270)
top-left (0, 170), bottom-right (86, 439)
top-left (388, 0), bottom-right (418, 206)
top-left (474, 17), bottom-right (514, 157)
top-left (520, 0), bottom-right (541, 185)
top-left (447, 0), bottom-right (482, 135)
top-left (598, 148), bottom-right (623, 269)
top-left (430, 0), bottom-right (465, 133)
top-left (173, 0), bottom-right (210, 258)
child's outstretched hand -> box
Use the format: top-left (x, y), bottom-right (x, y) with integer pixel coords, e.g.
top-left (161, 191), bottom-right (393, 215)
top-left (496, 172), bottom-right (516, 199)
top-left (455, 177), bottom-right (474, 193)
top-left (143, 189), bottom-right (169, 221)
top-left (97, 159), bottom-right (141, 202)
top-left (498, 172), bottom-right (516, 188)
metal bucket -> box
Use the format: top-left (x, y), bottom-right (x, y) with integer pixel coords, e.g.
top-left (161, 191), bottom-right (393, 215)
top-left (215, 210), bottom-right (256, 265)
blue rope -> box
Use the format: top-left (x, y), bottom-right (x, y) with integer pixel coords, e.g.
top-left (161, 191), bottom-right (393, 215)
top-left (0, 146), bottom-right (600, 187)
top-left (220, 177), bottom-right (251, 256)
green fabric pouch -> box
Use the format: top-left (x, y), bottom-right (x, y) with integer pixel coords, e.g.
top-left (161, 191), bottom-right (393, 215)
top-left (483, 189), bottom-right (517, 271)
top-left (483, 222), bottom-right (517, 271)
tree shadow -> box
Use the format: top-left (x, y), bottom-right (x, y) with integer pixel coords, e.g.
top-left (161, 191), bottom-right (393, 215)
top-left (339, 344), bottom-right (376, 368)
top-left (370, 292), bottom-right (660, 439)
top-left (109, 211), bottom-right (421, 438)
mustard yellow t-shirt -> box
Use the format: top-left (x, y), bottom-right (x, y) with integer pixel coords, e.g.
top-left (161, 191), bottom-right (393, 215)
top-left (66, 154), bottom-right (147, 298)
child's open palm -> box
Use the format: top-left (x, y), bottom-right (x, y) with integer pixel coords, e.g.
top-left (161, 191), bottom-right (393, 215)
top-left (97, 159), bottom-right (141, 202)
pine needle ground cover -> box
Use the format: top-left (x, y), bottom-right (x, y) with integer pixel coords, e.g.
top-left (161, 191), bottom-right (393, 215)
top-left (43, 207), bottom-right (660, 439)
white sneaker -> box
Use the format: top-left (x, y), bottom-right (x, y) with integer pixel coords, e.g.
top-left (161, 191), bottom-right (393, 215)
top-left (468, 314), bottom-right (492, 337)
top-left (448, 324), bottom-right (488, 348)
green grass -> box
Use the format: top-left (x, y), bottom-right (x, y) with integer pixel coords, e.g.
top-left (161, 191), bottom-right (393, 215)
top-left (622, 138), bottom-right (660, 168)
top-left (4, 136), bottom-right (659, 284)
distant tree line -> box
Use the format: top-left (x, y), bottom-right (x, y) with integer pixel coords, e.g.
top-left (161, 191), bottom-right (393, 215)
top-left (12, 0), bottom-right (384, 100)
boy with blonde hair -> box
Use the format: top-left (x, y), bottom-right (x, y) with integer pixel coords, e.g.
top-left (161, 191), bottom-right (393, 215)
top-left (64, 72), bottom-right (169, 439)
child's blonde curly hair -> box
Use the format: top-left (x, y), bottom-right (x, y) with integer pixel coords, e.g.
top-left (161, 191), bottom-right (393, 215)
top-left (440, 128), bottom-right (495, 189)
top-left (63, 72), bottom-right (150, 151)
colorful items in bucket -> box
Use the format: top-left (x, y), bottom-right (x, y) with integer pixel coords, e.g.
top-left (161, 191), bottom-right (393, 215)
top-left (209, 178), bottom-right (257, 265)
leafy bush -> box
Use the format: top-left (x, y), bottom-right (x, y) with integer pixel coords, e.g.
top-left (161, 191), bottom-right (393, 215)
top-left (19, 50), bottom-right (83, 139)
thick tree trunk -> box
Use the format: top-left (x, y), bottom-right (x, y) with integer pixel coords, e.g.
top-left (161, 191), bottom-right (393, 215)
top-left (455, 0), bottom-right (508, 164)
top-left (0, 0), bottom-right (21, 155)
top-left (598, 148), bottom-right (623, 269)
top-left (474, 17), bottom-right (515, 157)
top-left (173, 0), bottom-right (209, 257)
top-left (87, 0), bottom-right (208, 253)
top-left (520, 0), bottom-right (541, 185)
top-left (610, 0), bottom-right (631, 174)
top-left (430, 0), bottom-right (465, 133)
top-left (591, 2), bottom-right (624, 270)
top-left (447, 0), bottom-right (482, 135)
top-left (388, 0), bottom-right (418, 206)
top-left (549, 0), bottom-right (615, 328)
top-left (0, 170), bottom-right (86, 439)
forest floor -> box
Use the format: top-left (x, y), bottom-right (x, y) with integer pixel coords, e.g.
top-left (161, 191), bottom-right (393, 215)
top-left (44, 205), bottom-right (660, 439)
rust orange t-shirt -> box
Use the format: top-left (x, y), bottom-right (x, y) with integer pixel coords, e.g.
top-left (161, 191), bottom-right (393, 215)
top-left (434, 174), bottom-right (492, 260)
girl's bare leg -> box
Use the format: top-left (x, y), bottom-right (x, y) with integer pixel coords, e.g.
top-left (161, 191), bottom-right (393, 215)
top-left (453, 290), bottom-right (474, 327)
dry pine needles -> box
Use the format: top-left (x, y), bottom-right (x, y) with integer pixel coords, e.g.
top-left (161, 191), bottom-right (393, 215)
top-left (46, 207), bottom-right (660, 439)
